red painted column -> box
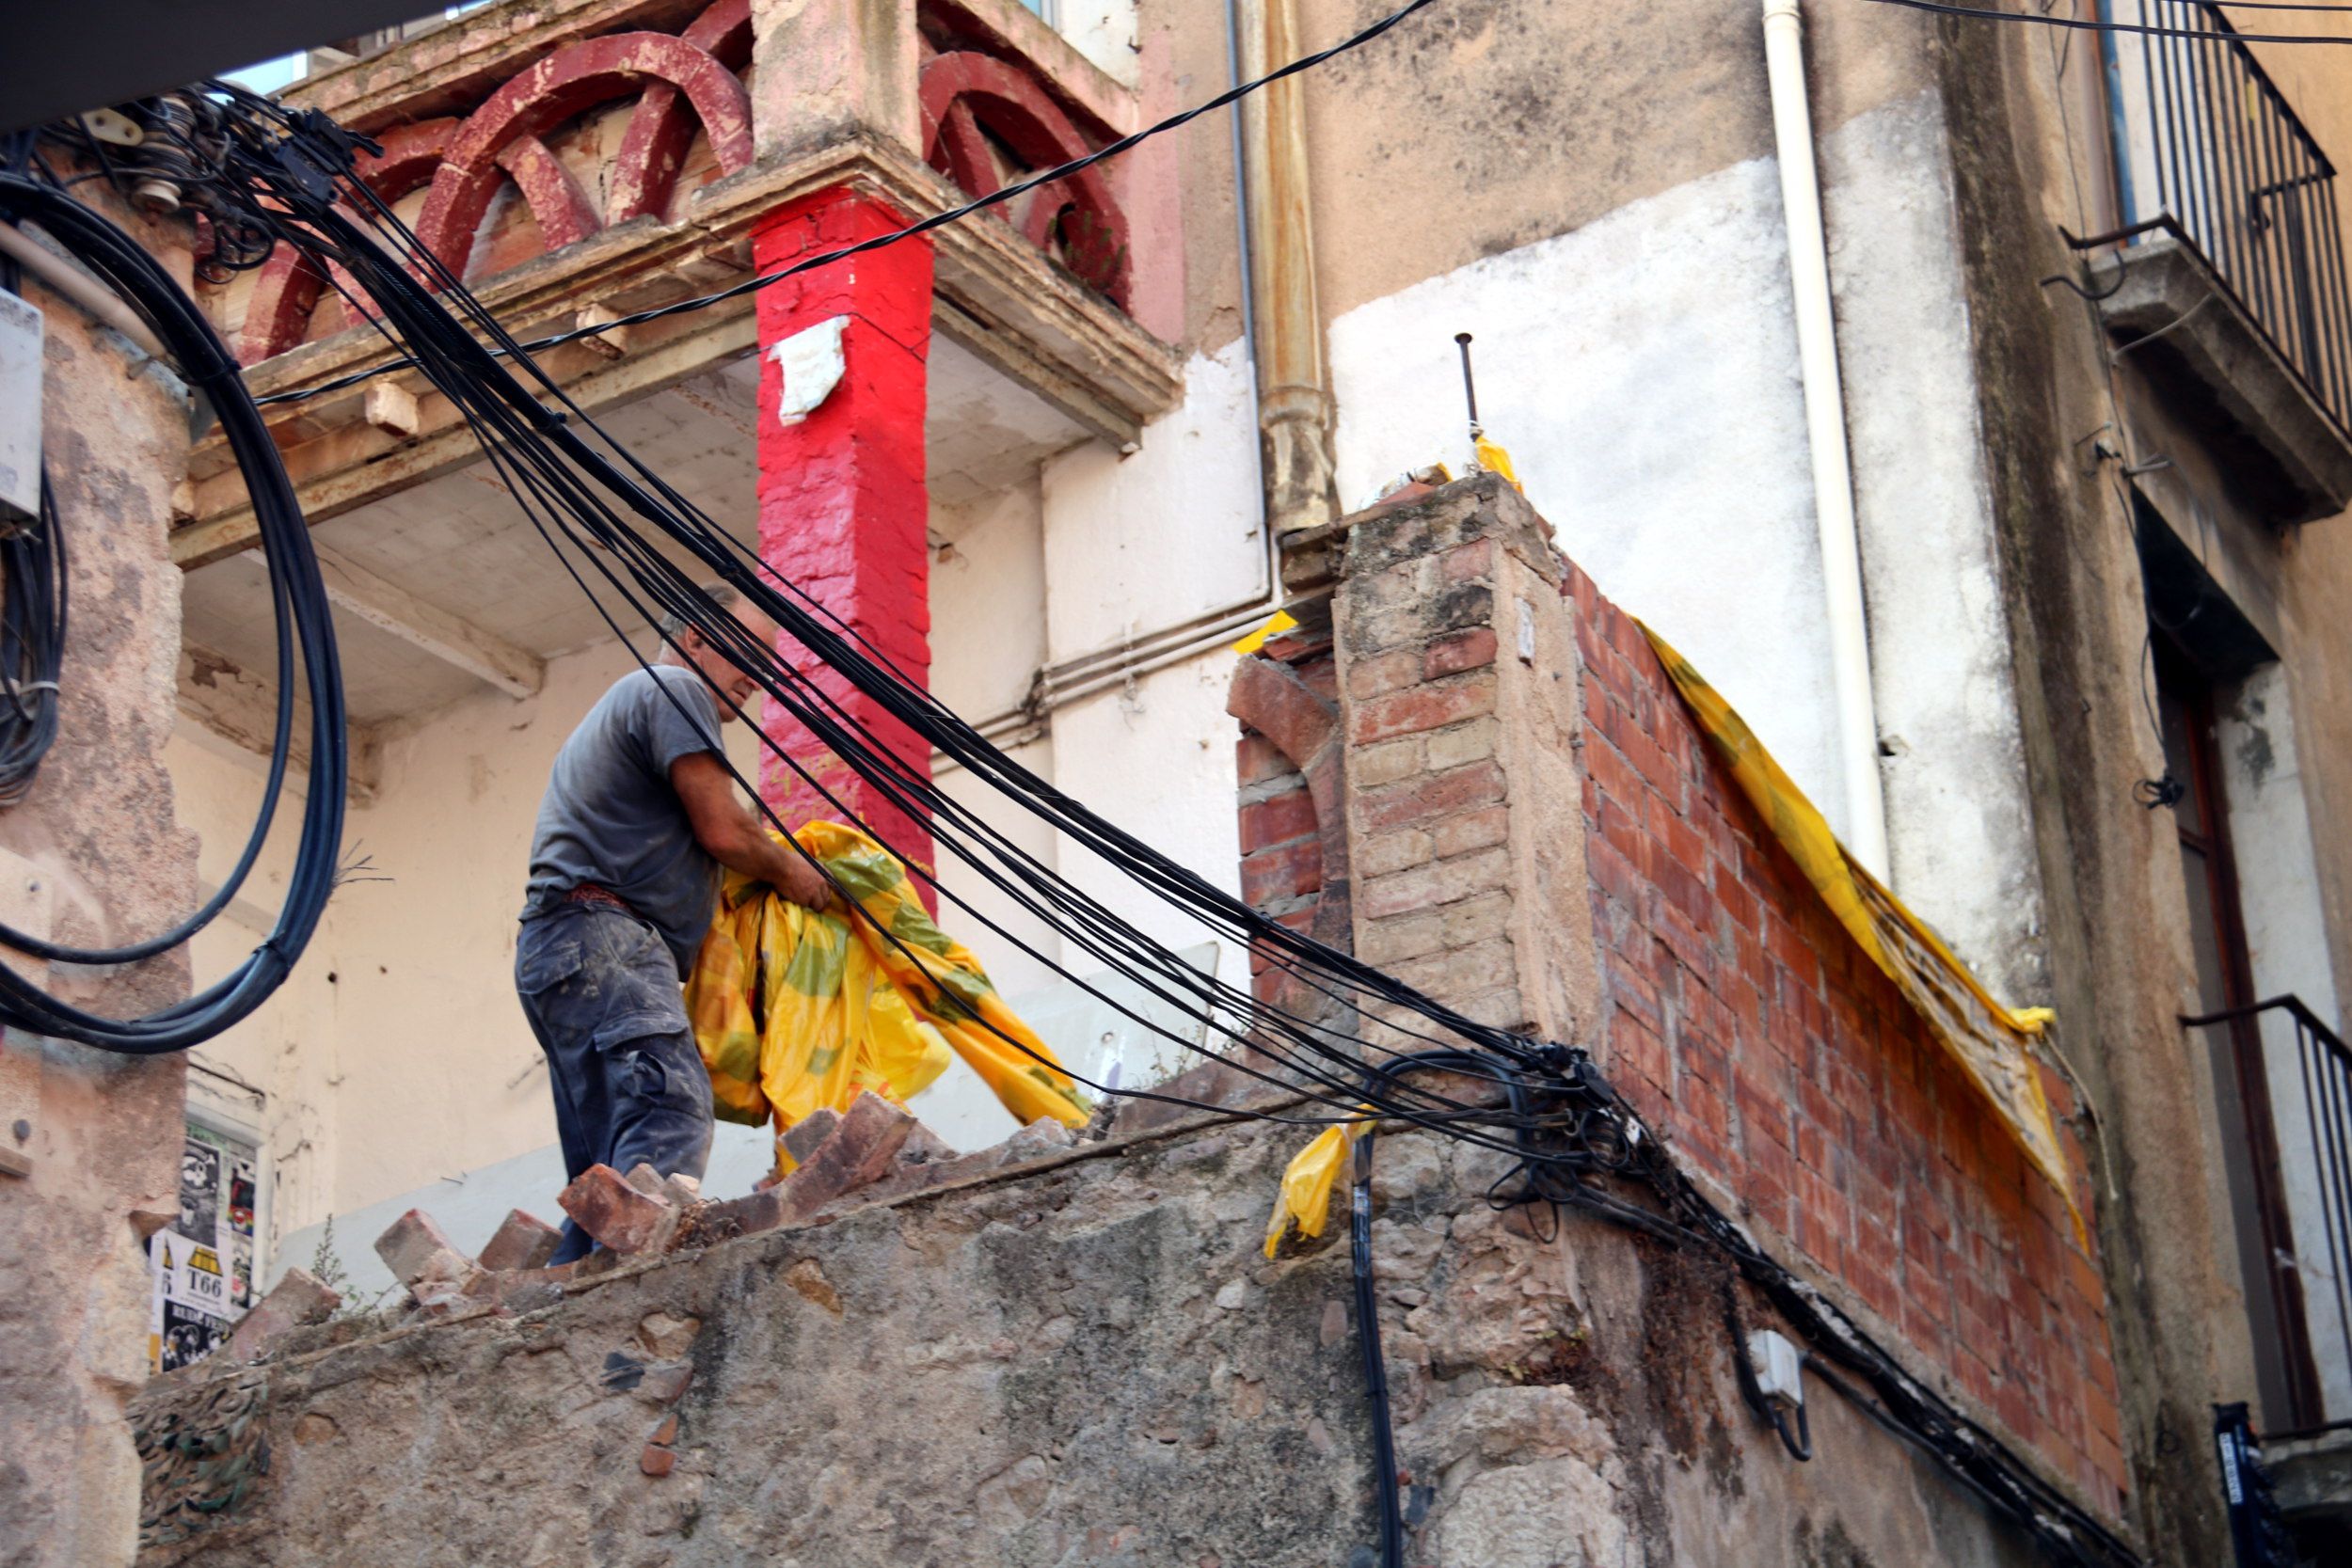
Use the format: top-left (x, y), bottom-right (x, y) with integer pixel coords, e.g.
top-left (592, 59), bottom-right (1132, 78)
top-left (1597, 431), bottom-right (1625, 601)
top-left (753, 187), bottom-right (935, 882)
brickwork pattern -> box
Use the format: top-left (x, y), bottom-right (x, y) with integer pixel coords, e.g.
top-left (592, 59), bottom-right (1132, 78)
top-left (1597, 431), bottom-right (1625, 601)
top-left (1228, 613), bottom-right (1352, 1014)
top-left (1563, 560), bottom-right (2127, 1518)
top-left (1281, 479), bottom-right (2124, 1522)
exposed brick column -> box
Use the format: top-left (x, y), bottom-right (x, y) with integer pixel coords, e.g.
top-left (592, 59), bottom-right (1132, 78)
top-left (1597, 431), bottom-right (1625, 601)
top-left (1327, 477), bottom-right (1599, 1040)
top-left (754, 187), bottom-right (934, 879)
top-left (1227, 608), bottom-right (1352, 1024)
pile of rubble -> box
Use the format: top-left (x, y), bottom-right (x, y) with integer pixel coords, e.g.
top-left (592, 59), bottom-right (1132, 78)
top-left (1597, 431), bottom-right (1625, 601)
top-left (221, 1092), bottom-right (1082, 1364)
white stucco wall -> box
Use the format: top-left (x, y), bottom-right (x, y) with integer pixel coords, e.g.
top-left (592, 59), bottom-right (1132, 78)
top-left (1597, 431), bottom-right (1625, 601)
top-left (1326, 150), bottom-right (1852, 844)
top-left (1825, 92), bottom-right (2047, 1002)
top-left (2219, 662), bottom-right (2352, 1418)
top-left (1327, 95), bottom-right (2047, 999)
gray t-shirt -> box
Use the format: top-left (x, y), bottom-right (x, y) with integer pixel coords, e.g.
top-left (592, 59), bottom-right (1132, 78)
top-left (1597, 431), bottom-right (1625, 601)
top-left (520, 665), bottom-right (726, 975)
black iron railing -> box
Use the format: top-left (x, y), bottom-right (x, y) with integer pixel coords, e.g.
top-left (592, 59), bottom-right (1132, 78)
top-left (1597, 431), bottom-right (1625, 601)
top-left (2103, 1), bottom-right (2352, 436)
top-left (2185, 994), bottom-right (2352, 1430)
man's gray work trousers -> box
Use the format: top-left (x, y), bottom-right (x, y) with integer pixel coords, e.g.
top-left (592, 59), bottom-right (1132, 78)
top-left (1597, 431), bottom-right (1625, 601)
top-left (515, 902), bottom-right (713, 1264)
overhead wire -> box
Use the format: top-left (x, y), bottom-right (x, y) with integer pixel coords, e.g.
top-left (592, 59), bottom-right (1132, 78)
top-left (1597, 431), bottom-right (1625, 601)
top-left (248, 0), bottom-right (1446, 410)
top-left (1866, 0), bottom-right (2352, 42)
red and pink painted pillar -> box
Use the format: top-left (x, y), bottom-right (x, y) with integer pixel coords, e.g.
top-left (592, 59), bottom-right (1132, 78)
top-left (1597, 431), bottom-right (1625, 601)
top-left (753, 187), bottom-right (936, 883)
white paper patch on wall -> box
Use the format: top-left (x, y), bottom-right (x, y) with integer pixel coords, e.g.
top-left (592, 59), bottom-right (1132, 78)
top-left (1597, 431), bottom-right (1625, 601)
top-left (766, 315), bottom-right (850, 428)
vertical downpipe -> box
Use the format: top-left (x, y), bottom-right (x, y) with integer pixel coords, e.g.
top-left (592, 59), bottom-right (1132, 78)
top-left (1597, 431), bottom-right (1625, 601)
top-left (1762, 0), bottom-right (1891, 879)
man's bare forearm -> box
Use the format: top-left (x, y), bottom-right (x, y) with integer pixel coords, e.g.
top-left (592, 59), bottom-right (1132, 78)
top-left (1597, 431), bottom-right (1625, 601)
top-left (707, 807), bottom-right (829, 908)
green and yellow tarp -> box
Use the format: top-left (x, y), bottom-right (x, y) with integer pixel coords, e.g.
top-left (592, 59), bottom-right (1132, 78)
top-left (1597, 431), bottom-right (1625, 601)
top-left (685, 821), bottom-right (1089, 1175)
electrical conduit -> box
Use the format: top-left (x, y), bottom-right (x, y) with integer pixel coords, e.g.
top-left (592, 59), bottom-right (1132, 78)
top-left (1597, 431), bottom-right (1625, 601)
top-left (1762, 0), bottom-right (1891, 880)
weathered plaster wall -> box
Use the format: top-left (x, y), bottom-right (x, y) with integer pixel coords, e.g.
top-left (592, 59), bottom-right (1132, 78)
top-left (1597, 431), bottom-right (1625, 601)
top-left (1327, 95), bottom-right (2049, 999)
top-left (130, 1111), bottom-right (2055, 1568)
top-left (0, 199), bottom-right (205, 1567)
top-left (1934, 15), bottom-right (2295, 1559)
top-left (2218, 664), bottom-right (2352, 1417)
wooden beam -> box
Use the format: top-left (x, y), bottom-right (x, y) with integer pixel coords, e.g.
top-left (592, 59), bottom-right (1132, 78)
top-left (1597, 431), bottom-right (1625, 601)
top-left (171, 304), bottom-right (760, 569)
top-left (176, 643), bottom-right (381, 800)
top-left (313, 545), bottom-right (544, 699)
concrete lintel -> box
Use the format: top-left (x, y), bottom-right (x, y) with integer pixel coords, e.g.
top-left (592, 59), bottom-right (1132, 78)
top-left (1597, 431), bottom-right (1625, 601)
top-left (176, 644), bottom-right (383, 800)
top-left (313, 546), bottom-right (546, 700)
top-left (2093, 238), bottom-right (2352, 524)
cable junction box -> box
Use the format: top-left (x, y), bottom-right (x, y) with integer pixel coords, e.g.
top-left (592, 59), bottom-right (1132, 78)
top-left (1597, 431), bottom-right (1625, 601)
top-left (0, 290), bottom-right (40, 526)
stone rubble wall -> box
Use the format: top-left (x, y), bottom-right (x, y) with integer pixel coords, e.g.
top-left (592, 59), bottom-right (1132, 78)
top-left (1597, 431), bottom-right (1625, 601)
top-left (0, 189), bottom-right (204, 1568)
top-left (129, 1108), bottom-right (2048, 1568)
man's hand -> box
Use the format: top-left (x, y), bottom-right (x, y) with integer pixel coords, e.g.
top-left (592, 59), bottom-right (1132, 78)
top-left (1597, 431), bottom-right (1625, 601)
top-left (669, 752), bottom-right (835, 911)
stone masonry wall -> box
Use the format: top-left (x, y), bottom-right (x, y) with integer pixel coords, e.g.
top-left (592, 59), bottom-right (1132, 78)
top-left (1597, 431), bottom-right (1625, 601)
top-left (130, 1107), bottom-right (2057, 1568)
top-left (0, 188), bottom-right (205, 1567)
top-left (1308, 476), bottom-right (2123, 1519)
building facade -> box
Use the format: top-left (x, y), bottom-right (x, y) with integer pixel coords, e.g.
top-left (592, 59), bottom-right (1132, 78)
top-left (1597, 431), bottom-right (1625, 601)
top-left (30, 0), bottom-right (2342, 1561)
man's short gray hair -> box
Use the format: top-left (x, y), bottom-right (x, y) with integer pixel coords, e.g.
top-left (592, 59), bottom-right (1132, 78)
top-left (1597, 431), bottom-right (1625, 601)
top-left (655, 583), bottom-right (740, 643)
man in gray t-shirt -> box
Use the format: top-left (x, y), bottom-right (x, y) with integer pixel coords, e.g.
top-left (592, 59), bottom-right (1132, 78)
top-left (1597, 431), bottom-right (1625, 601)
top-left (516, 590), bottom-right (827, 1262)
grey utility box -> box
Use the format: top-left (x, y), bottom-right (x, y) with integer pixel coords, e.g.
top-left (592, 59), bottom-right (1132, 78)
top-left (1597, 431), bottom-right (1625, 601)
top-left (0, 290), bottom-right (40, 524)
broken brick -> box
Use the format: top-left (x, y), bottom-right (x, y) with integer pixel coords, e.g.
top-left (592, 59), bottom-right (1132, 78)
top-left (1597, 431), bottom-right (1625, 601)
top-left (477, 1209), bottom-right (561, 1273)
top-left (624, 1163), bottom-right (704, 1209)
top-left (373, 1209), bottom-right (471, 1287)
top-left (222, 1267), bottom-right (341, 1362)
top-left (558, 1164), bottom-right (679, 1255)
top-left (897, 1120), bottom-right (957, 1166)
top-left (640, 1444), bottom-right (676, 1478)
top-left (774, 1090), bottom-right (914, 1215)
top-left (780, 1106), bottom-right (842, 1166)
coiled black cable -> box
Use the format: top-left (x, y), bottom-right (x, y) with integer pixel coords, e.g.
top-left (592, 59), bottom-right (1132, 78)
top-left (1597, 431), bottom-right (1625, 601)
top-left (0, 173), bottom-right (345, 1052)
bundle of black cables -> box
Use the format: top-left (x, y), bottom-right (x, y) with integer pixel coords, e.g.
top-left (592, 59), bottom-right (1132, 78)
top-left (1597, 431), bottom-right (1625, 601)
top-left (0, 457), bottom-right (64, 808)
top-left (0, 170), bottom-right (346, 1053)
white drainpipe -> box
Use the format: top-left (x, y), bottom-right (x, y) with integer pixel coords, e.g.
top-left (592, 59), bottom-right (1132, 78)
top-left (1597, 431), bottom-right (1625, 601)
top-left (1763, 0), bottom-right (1890, 881)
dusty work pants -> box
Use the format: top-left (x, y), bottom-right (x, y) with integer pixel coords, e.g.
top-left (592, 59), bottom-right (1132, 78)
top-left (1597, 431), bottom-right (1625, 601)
top-left (515, 903), bottom-right (713, 1264)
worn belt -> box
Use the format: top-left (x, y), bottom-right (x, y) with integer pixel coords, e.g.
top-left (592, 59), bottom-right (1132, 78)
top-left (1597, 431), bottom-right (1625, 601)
top-left (564, 882), bottom-right (637, 918)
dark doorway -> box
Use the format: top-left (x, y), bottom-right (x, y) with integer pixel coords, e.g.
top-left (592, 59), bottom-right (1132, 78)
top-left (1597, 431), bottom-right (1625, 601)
top-left (2154, 637), bottom-right (2326, 1431)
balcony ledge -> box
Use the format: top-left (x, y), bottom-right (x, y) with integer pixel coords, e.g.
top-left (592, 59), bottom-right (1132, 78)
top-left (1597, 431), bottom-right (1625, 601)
top-left (2091, 237), bottom-right (2352, 525)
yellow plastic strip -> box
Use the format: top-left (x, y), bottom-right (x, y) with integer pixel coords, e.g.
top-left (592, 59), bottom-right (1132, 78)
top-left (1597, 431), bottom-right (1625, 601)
top-left (1636, 622), bottom-right (2080, 1237)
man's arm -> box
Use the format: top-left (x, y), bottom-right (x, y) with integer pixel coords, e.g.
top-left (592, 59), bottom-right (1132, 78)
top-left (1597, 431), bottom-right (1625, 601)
top-left (668, 752), bottom-right (831, 910)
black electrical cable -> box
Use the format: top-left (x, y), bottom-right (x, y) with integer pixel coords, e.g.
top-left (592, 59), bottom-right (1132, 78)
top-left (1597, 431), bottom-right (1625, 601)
top-left (1866, 0), bottom-right (2352, 43)
top-left (0, 172), bottom-right (346, 1052)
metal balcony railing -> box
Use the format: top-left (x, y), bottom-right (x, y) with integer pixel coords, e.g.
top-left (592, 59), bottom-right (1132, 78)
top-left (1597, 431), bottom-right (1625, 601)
top-left (2185, 994), bottom-right (2352, 1433)
top-left (2102, 1), bottom-right (2352, 436)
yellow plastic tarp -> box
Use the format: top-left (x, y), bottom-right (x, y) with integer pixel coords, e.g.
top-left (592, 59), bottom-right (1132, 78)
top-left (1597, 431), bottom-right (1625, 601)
top-left (685, 820), bottom-right (1090, 1174)
top-left (1637, 624), bottom-right (2077, 1232)
top-left (1263, 1117), bottom-right (1369, 1259)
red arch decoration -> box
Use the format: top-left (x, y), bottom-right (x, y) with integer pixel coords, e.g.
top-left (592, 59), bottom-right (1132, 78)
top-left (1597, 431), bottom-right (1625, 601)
top-left (414, 31), bottom-right (753, 279)
top-left (236, 4), bottom-right (755, 364)
top-left (610, 0), bottom-right (754, 224)
top-left (239, 119), bottom-right (458, 364)
top-left (919, 52), bottom-right (1130, 309)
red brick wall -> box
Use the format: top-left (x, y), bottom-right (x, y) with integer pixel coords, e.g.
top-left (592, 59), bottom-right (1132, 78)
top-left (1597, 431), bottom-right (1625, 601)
top-left (1565, 560), bottom-right (2126, 1518)
top-left (1229, 616), bottom-right (1354, 1013)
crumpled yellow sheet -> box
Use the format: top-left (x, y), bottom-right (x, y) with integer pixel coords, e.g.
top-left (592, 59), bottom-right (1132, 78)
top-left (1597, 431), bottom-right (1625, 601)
top-left (685, 820), bottom-right (1089, 1174)
top-left (1638, 623), bottom-right (2078, 1234)
top-left (1263, 1117), bottom-right (1369, 1259)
